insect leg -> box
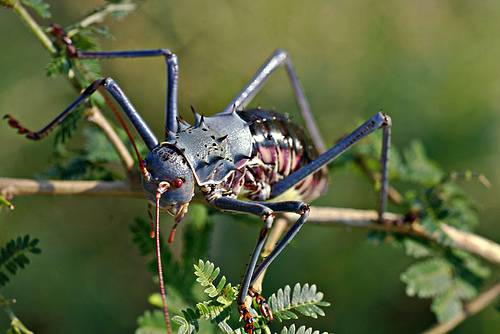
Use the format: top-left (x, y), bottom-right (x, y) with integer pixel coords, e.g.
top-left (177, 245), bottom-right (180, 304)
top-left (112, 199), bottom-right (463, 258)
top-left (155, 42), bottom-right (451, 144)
top-left (73, 49), bottom-right (179, 134)
top-left (271, 112), bottom-right (392, 221)
top-left (250, 201), bottom-right (310, 284)
top-left (222, 49), bottom-right (325, 152)
top-left (4, 77), bottom-right (158, 149)
top-left (209, 196), bottom-right (274, 333)
top-left (247, 201), bottom-right (310, 321)
top-left (378, 122), bottom-right (391, 221)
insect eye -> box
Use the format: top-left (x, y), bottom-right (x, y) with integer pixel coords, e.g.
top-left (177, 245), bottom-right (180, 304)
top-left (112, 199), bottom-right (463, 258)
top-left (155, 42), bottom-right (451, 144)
top-left (173, 178), bottom-right (183, 188)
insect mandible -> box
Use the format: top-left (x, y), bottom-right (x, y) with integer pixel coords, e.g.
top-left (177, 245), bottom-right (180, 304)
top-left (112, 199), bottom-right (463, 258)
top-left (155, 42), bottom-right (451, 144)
top-left (4, 25), bottom-right (392, 334)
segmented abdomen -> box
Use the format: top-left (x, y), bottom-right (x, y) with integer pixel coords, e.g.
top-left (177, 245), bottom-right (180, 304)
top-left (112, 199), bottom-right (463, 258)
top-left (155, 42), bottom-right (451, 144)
top-left (225, 109), bottom-right (328, 201)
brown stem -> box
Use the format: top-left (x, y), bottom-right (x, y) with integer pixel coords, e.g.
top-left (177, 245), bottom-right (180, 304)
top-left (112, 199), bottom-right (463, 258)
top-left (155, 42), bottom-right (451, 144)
top-left (9, 0), bottom-right (57, 54)
top-left (2, 175), bottom-right (499, 265)
top-left (73, 2), bottom-right (138, 30)
top-left (85, 107), bottom-right (134, 173)
top-left (285, 207), bottom-right (500, 265)
top-left (422, 282), bottom-right (500, 334)
top-left (2, 177), bottom-right (498, 266)
top-left (0, 177), bottom-right (142, 198)
top-left (7, 0), bottom-right (136, 175)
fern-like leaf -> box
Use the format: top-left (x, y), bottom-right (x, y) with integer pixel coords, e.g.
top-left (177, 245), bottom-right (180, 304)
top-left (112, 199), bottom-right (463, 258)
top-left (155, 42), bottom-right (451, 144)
top-left (172, 308), bottom-right (199, 334)
top-left (21, 0), bottom-right (51, 18)
top-left (269, 283), bottom-right (330, 322)
top-left (53, 106), bottom-right (84, 147)
top-left (196, 301), bottom-right (225, 320)
top-left (276, 324), bottom-right (332, 334)
top-left (0, 235), bottom-right (41, 287)
top-left (194, 260), bottom-right (230, 298)
top-left (135, 310), bottom-right (165, 334)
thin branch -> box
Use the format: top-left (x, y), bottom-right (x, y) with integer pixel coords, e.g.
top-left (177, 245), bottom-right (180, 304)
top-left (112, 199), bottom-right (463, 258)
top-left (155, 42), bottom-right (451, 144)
top-left (85, 107), bottom-right (134, 173)
top-left (285, 207), bottom-right (500, 265)
top-left (8, 0), bottom-right (56, 54)
top-left (2, 177), bottom-right (499, 266)
top-left (5, 0), bottom-right (136, 175)
top-left (73, 1), bottom-right (138, 30)
top-left (440, 224), bottom-right (500, 264)
top-left (0, 177), bottom-right (142, 198)
top-left (422, 282), bottom-right (500, 334)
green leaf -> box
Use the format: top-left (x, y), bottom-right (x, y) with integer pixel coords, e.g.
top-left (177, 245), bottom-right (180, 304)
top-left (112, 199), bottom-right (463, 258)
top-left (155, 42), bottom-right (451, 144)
top-left (196, 301), bottom-right (225, 320)
top-left (403, 239), bottom-right (432, 259)
top-left (6, 317), bottom-right (34, 334)
top-left (21, 0), bottom-right (50, 18)
top-left (173, 308), bottom-right (199, 334)
top-left (53, 105), bottom-right (84, 147)
top-left (0, 235), bottom-right (42, 287)
top-left (194, 260), bottom-right (232, 299)
top-left (276, 324), bottom-right (332, 334)
top-left (172, 315), bottom-right (196, 334)
top-left (400, 141), bottom-right (443, 186)
top-left (136, 310), bottom-right (166, 334)
top-left (46, 56), bottom-right (70, 77)
top-left (401, 258), bottom-right (453, 298)
top-left (0, 195), bottom-right (15, 210)
top-left (269, 283), bottom-right (330, 322)
top-left (431, 288), bottom-right (462, 323)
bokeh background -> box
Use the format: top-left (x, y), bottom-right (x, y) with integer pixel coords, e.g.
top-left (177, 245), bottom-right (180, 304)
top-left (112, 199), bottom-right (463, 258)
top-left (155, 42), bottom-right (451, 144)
top-left (1, 0), bottom-right (499, 333)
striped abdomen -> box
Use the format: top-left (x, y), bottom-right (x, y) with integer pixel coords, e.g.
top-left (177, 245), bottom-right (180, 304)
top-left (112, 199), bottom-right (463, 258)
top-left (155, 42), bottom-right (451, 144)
top-left (224, 109), bottom-right (328, 201)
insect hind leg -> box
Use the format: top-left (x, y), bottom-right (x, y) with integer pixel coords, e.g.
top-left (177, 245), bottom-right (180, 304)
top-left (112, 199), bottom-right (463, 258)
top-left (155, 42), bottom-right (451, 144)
top-left (222, 49), bottom-right (326, 152)
top-left (270, 112), bottom-right (392, 222)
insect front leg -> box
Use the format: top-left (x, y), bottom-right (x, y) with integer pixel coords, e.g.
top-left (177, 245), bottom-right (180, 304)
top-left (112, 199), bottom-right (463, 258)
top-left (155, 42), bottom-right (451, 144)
top-left (51, 24), bottom-right (179, 134)
top-left (271, 111), bottom-right (392, 222)
top-left (209, 196), bottom-right (275, 333)
top-left (221, 49), bottom-right (325, 152)
top-left (4, 77), bottom-right (158, 149)
top-left (247, 201), bottom-right (310, 322)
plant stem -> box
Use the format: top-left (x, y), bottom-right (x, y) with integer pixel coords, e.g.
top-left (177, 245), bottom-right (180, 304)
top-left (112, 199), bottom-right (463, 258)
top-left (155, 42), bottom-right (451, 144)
top-left (0, 177), bottom-right (142, 197)
top-left (10, 0), bottom-right (56, 54)
top-left (6, 0), bottom-right (136, 175)
top-left (422, 282), bottom-right (500, 334)
top-left (85, 107), bottom-right (135, 173)
top-left (286, 207), bottom-right (500, 265)
top-left (75, 2), bottom-right (138, 30)
top-left (2, 174), bottom-right (499, 265)
top-left (0, 294), bottom-right (33, 334)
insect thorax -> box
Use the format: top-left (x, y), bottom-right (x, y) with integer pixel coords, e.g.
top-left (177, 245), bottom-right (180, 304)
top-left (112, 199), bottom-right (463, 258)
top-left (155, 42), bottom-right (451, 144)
top-left (165, 112), bottom-right (253, 186)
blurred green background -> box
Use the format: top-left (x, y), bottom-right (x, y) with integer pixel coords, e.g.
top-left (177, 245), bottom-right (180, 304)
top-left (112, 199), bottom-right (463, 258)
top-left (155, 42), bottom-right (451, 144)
top-left (1, 0), bottom-right (499, 333)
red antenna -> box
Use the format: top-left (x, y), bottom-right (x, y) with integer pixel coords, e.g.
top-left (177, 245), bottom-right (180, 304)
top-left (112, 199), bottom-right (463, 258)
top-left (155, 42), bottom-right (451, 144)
top-left (156, 184), bottom-right (173, 334)
top-left (101, 88), bottom-right (171, 332)
top-left (99, 88), bottom-right (151, 181)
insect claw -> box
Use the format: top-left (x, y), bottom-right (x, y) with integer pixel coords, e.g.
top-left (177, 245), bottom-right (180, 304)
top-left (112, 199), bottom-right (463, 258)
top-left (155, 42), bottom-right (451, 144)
top-left (238, 304), bottom-right (255, 334)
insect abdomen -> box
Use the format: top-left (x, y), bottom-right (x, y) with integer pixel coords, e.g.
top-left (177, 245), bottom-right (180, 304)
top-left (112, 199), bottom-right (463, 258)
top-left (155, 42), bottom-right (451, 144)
top-left (235, 109), bottom-right (328, 201)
